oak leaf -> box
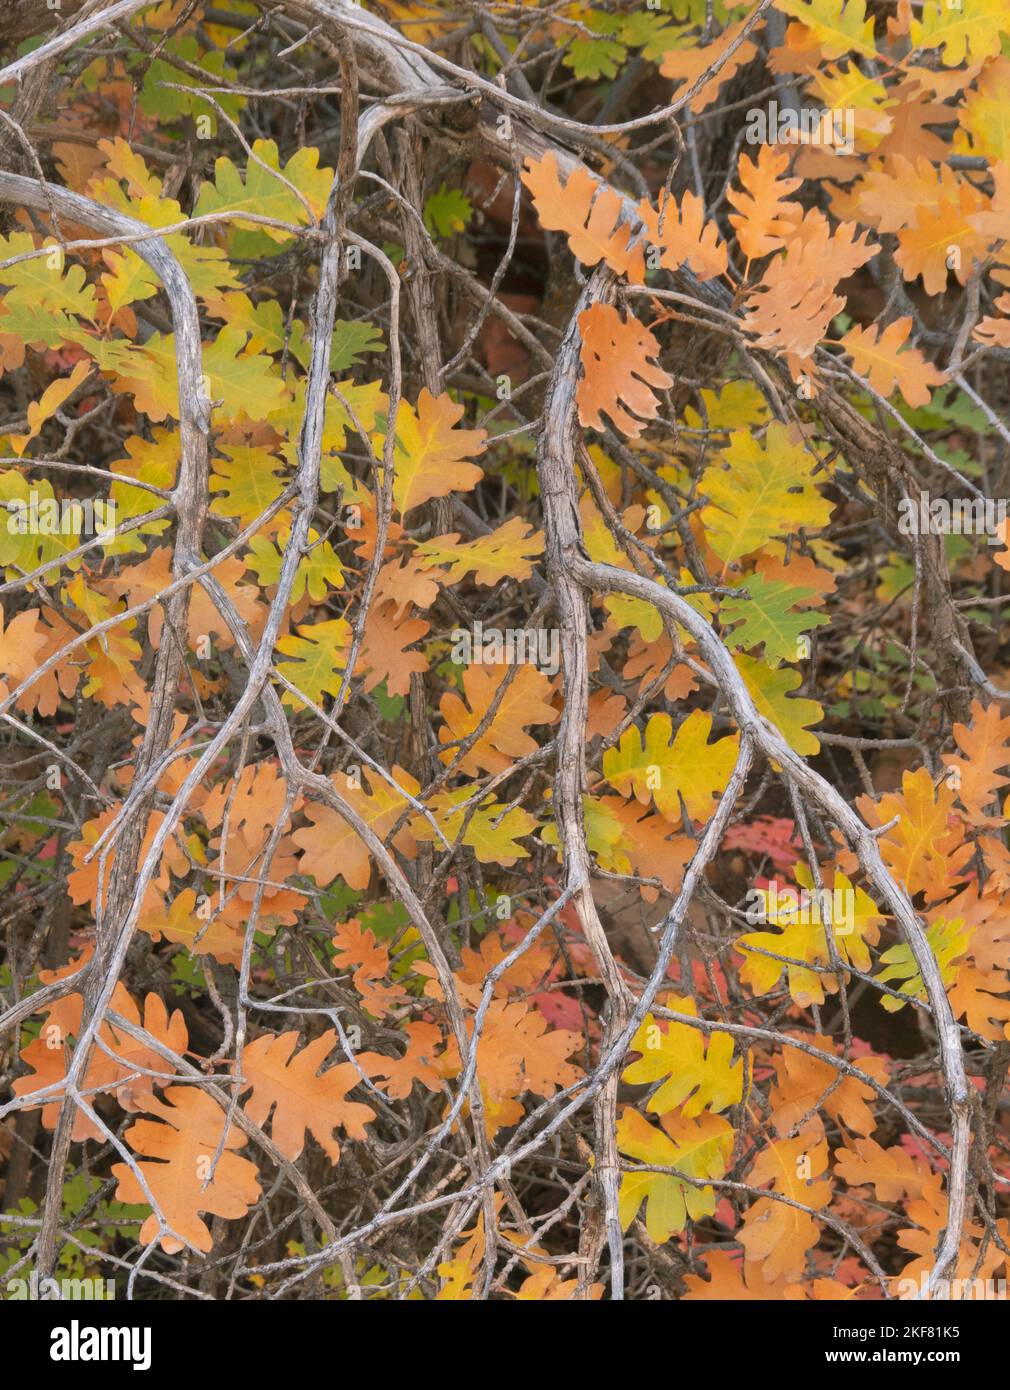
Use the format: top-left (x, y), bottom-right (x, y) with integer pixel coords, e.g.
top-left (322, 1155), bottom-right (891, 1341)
top-left (112, 1086), bottom-right (261, 1253)
top-left (736, 654), bottom-right (824, 757)
top-left (142, 887), bottom-right (247, 967)
top-left (769, 1036), bottom-right (889, 1139)
top-left (738, 865), bottom-right (883, 1008)
top-left (331, 917), bottom-right (408, 1016)
top-left (383, 389), bottom-right (485, 517)
top-left (838, 317), bottom-right (946, 407)
top-left (359, 1022), bottom-right (445, 1100)
top-left (360, 600), bottom-right (430, 697)
top-left (940, 699), bottom-right (1010, 825)
top-left (438, 663), bottom-right (559, 777)
top-left (834, 1137), bottom-right (928, 1201)
top-left (576, 303), bottom-right (674, 439)
top-left (240, 1029), bottom-right (375, 1162)
top-left (275, 618), bottom-right (350, 708)
top-left (743, 209), bottom-right (877, 359)
top-left (415, 790), bottom-right (539, 866)
top-left (0, 608), bottom-right (48, 706)
top-left (896, 1169), bottom-right (1009, 1287)
top-left (103, 544), bottom-right (265, 651)
top-left (773, 0), bottom-right (878, 59)
top-left (520, 152), bottom-right (645, 282)
top-left (910, 0), bottom-right (1009, 66)
top-left (700, 423), bottom-right (834, 565)
top-left (659, 21), bottom-right (758, 111)
top-left (683, 1250), bottom-right (802, 1301)
top-left (617, 1108), bottom-right (733, 1243)
top-left (438, 999), bottom-right (582, 1134)
top-left (738, 1131), bottom-right (831, 1282)
top-left (720, 571), bottom-right (830, 666)
top-left (14, 961), bottom-right (187, 1140)
top-left (415, 518), bottom-right (544, 587)
top-left (209, 443), bottom-right (288, 525)
top-left (293, 767), bottom-right (419, 890)
top-left (875, 916), bottom-right (971, 1011)
top-left (893, 178), bottom-right (988, 294)
top-left (373, 554), bottom-right (442, 613)
top-left (193, 139), bottom-right (334, 242)
top-left (637, 189), bottom-right (728, 281)
top-left (853, 768), bottom-right (972, 902)
top-left (727, 146), bottom-right (803, 262)
top-left (622, 996), bottom-right (742, 1117)
top-left (602, 709), bottom-right (740, 826)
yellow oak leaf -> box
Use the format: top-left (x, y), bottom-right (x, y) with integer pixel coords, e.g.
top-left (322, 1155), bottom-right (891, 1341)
top-left (414, 518), bottom-right (544, 587)
top-left (700, 423), bottom-right (834, 565)
top-left (622, 996), bottom-right (742, 1117)
top-left (617, 1107), bottom-right (733, 1244)
top-left (602, 709), bottom-right (740, 826)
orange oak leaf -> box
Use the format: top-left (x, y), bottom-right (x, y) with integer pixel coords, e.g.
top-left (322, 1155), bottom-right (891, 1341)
top-left (112, 1086), bottom-right (261, 1253)
top-left (331, 917), bottom-right (408, 1016)
top-left (974, 292), bottom-right (1010, 348)
top-left (637, 189), bottom-right (728, 281)
top-left (140, 887), bottom-right (247, 966)
top-left (586, 687), bottom-right (627, 739)
top-left (683, 1250), bottom-right (803, 1301)
top-left (834, 1137), bottom-right (929, 1202)
top-left (360, 599), bottom-right (430, 697)
top-left (520, 152), bottom-right (645, 283)
top-left (727, 145), bottom-right (803, 262)
top-left (940, 699), bottom-right (1010, 825)
top-left (374, 553), bottom-right (443, 613)
top-left (14, 959), bottom-right (187, 1140)
top-left (67, 808), bottom-right (188, 910)
top-left (240, 1029), bottom-right (376, 1162)
top-left (947, 958), bottom-right (1010, 1041)
top-left (292, 766), bottom-right (419, 890)
top-left (438, 662), bottom-right (559, 776)
top-left (200, 760), bottom-right (291, 840)
top-left (576, 304), bottom-right (674, 439)
top-left (623, 634), bottom-right (699, 701)
top-left (769, 1036), bottom-right (889, 1139)
top-left (837, 316), bottom-right (946, 407)
top-left (384, 389), bottom-right (485, 517)
top-left (102, 545), bottom-right (265, 651)
top-left (896, 1168), bottom-right (1009, 1288)
top-left (0, 607), bottom-right (47, 707)
top-left (852, 153), bottom-right (951, 233)
top-left (455, 926), bottom-right (556, 1000)
top-left (516, 1266), bottom-right (603, 1300)
top-left (894, 176), bottom-right (989, 295)
top-left (738, 1131), bottom-right (832, 1283)
top-left (743, 209), bottom-right (878, 360)
top-left (12, 606), bottom-right (80, 717)
top-left (438, 999), bottom-right (582, 1136)
top-left (359, 1021), bottom-right (445, 1100)
top-left (659, 21), bottom-right (757, 112)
